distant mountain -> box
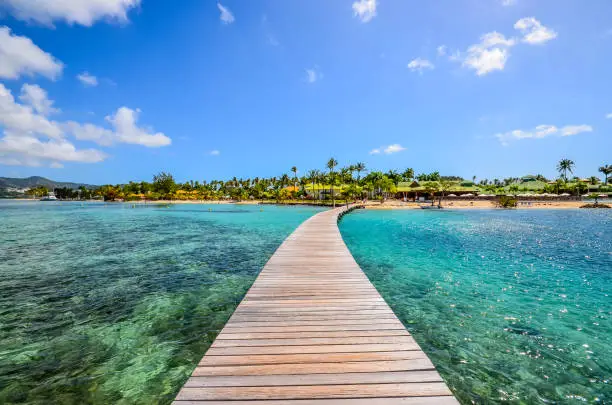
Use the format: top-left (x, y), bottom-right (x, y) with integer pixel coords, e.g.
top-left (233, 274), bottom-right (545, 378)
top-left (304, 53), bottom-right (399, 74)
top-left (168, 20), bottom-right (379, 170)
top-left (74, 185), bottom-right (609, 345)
top-left (0, 176), bottom-right (97, 190)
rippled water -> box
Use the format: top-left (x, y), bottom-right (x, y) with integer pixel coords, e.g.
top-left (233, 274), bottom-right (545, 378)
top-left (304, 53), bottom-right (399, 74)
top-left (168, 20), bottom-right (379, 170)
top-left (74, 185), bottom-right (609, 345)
top-left (339, 209), bottom-right (612, 404)
top-left (0, 201), bottom-right (324, 405)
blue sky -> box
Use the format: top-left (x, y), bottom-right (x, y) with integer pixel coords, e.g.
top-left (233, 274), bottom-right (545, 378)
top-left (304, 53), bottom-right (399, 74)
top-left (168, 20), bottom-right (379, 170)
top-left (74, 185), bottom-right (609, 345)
top-left (0, 0), bottom-right (610, 184)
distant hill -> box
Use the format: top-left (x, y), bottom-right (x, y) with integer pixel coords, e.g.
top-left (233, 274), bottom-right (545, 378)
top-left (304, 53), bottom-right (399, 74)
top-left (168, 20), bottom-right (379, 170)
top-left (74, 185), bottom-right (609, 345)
top-left (0, 176), bottom-right (97, 190)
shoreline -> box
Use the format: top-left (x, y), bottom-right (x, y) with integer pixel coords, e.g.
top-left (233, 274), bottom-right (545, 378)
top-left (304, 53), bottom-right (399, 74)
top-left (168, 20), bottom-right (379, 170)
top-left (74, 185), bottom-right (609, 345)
top-left (5, 198), bottom-right (608, 210)
top-left (362, 200), bottom-right (592, 210)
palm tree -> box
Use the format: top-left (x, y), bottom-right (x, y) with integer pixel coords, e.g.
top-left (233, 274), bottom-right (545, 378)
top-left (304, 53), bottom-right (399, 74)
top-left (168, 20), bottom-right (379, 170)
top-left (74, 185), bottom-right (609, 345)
top-left (291, 166), bottom-right (298, 189)
top-left (354, 162), bottom-right (366, 182)
top-left (327, 157), bottom-right (338, 208)
top-left (557, 158), bottom-right (574, 180)
top-left (307, 169), bottom-right (318, 202)
top-left (599, 164), bottom-right (611, 185)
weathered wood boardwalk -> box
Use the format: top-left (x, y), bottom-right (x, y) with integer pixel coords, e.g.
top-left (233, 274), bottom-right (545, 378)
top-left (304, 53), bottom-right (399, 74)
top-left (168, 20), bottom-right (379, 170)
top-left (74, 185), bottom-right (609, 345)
top-left (174, 206), bottom-right (458, 404)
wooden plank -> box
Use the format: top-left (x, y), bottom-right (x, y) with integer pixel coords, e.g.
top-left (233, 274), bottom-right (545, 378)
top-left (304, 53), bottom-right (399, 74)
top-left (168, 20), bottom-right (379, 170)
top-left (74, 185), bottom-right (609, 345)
top-left (184, 370), bottom-right (442, 387)
top-left (198, 351), bottom-right (426, 366)
top-left (211, 336), bottom-right (417, 347)
top-left (216, 330), bottom-right (410, 339)
top-left (192, 359), bottom-right (435, 377)
top-left (172, 206), bottom-right (457, 403)
top-left (205, 343), bottom-right (422, 355)
top-left (175, 382), bottom-right (453, 400)
top-left (174, 398), bottom-right (460, 405)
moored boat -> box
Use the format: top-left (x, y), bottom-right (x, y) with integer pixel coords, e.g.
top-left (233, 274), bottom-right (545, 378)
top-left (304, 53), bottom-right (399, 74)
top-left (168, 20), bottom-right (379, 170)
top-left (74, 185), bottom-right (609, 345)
top-left (40, 192), bottom-right (58, 201)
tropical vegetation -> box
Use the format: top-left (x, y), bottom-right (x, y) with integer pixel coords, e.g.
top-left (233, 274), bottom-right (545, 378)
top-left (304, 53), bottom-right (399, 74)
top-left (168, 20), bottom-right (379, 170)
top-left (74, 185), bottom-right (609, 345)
top-left (11, 158), bottom-right (611, 203)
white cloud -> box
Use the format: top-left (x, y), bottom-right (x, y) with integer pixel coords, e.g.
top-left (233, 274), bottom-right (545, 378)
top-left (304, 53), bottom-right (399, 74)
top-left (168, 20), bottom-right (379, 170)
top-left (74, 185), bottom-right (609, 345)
top-left (67, 107), bottom-right (171, 147)
top-left (352, 0), bottom-right (377, 23)
top-left (462, 32), bottom-right (516, 76)
top-left (77, 72), bottom-right (98, 87)
top-left (0, 135), bottom-right (106, 165)
top-left (495, 124), bottom-right (593, 145)
top-left (457, 18), bottom-right (556, 76)
top-left (370, 144), bottom-right (406, 155)
top-left (407, 58), bottom-right (434, 74)
top-left (606, 113), bottom-right (612, 119)
top-left (0, 83), bottom-right (106, 166)
top-left (0, 83), bottom-right (62, 139)
top-left (305, 67), bottom-right (322, 83)
top-left (1, 0), bottom-right (141, 27)
top-left (437, 45), bottom-right (447, 57)
top-left (209, 150), bottom-right (220, 156)
top-left (217, 2), bottom-right (235, 24)
top-left (0, 26), bottom-right (63, 80)
top-left (561, 125), bottom-right (593, 136)
top-left (50, 161), bottom-right (64, 168)
top-left (0, 83), bottom-right (170, 168)
top-left (514, 17), bottom-right (557, 44)
top-left (384, 144), bottom-right (406, 154)
top-left (19, 84), bottom-right (59, 116)
top-left (501, 0), bottom-right (517, 6)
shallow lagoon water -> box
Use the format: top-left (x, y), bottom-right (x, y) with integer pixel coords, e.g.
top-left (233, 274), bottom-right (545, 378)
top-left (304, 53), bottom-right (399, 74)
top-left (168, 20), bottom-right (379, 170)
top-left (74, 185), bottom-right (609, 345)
top-left (339, 209), bottom-right (611, 404)
top-left (0, 201), bottom-right (324, 404)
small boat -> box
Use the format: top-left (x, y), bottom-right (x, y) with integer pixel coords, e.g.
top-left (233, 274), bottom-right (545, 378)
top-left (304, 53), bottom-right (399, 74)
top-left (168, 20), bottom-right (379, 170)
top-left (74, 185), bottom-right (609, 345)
top-left (420, 205), bottom-right (442, 209)
top-left (40, 192), bottom-right (58, 201)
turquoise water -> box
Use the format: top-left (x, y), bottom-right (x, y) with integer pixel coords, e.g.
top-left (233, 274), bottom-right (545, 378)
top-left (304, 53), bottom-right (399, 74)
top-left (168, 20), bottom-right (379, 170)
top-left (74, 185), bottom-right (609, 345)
top-left (0, 201), bottom-right (324, 405)
top-left (340, 209), bottom-right (612, 404)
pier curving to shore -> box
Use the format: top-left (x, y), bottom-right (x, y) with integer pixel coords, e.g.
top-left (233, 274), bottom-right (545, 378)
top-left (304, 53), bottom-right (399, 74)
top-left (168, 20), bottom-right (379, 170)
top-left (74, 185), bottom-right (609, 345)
top-left (173, 205), bottom-right (458, 404)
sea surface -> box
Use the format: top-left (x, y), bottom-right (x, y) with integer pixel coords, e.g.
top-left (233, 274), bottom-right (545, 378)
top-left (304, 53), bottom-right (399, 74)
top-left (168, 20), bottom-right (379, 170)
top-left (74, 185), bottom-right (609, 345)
top-left (339, 209), bottom-right (611, 404)
top-left (0, 201), bottom-right (324, 405)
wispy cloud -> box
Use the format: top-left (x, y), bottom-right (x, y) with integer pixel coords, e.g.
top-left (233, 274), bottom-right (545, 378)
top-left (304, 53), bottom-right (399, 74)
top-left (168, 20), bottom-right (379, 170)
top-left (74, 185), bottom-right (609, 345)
top-left (370, 144), bottom-right (406, 155)
top-left (501, 0), bottom-right (517, 6)
top-left (437, 45), bottom-right (447, 57)
top-left (19, 84), bottom-right (59, 116)
top-left (305, 66), bottom-right (322, 83)
top-left (209, 149), bottom-right (220, 156)
top-left (495, 124), bottom-right (593, 146)
top-left (352, 0), bottom-right (377, 23)
top-left (217, 2), bottom-right (234, 24)
top-left (407, 58), bottom-right (434, 74)
top-left (606, 113), bottom-right (612, 119)
top-left (514, 17), bottom-right (557, 44)
top-left (77, 71), bottom-right (98, 87)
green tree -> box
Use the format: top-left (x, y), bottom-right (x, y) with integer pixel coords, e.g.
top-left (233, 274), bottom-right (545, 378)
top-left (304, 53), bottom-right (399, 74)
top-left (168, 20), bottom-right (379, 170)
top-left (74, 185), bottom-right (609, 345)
top-left (421, 181), bottom-right (440, 206)
top-left (557, 158), bottom-right (574, 181)
top-left (354, 162), bottom-right (366, 183)
top-left (153, 172), bottom-right (176, 198)
top-left (599, 164), bottom-right (611, 185)
top-left (26, 186), bottom-right (48, 198)
top-left (401, 168), bottom-right (414, 182)
top-left (438, 180), bottom-right (453, 207)
top-left (326, 157), bottom-right (338, 207)
top-left (291, 166), bottom-right (298, 189)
